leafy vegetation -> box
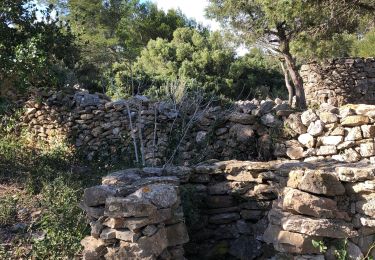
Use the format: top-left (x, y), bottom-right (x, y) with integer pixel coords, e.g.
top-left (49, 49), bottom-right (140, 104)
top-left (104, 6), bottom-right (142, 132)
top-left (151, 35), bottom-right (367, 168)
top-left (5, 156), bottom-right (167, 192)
top-left (0, 110), bottom-right (130, 258)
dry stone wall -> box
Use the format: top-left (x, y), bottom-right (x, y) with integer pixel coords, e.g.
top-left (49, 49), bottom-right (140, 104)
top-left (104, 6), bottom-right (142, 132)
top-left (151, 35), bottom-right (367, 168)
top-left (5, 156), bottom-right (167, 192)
top-left (283, 103), bottom-right (375, 163)
top-left (301, 58), bottom-right (375, 107)
top-left (22, 90), bottom-right (293, 165)
top-left (80, 159), bottom-right (375, 259)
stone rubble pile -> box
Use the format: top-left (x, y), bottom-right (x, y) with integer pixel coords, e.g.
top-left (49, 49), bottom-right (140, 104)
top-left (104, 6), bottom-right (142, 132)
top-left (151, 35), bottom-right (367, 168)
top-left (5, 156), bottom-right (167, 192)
top-left (80, 168), bottom-right (190, 259)
top-left (301, 58), bottom-right (375, 107)
top-left (22, 90), bottom-right (293, 165)
top-left (283, 103), bottom-right (375, 163)
top-left (264, 160), bottom-right (375, 259)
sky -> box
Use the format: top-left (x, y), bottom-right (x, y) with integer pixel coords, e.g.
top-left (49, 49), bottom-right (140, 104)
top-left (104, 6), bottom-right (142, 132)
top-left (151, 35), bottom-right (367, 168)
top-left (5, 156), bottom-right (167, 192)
top-left (148, 0), bottom-right (221, 31)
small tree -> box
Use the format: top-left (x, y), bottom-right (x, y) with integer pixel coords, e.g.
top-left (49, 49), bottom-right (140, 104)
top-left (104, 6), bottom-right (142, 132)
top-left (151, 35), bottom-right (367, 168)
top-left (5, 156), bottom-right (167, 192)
top-left (207, 0), bottom-right (375, 108)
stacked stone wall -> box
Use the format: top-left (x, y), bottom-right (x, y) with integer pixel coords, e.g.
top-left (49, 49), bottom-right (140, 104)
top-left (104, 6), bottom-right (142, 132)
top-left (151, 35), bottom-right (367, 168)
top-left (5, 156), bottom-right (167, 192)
top-left (22, 90), bottom-right (293, 165)
top-left (301, 58), bottom-right (375, 107)
top-left (80, 159), bottom-right (375, 259)
top-left (283, 103), bottom-right (375, 163)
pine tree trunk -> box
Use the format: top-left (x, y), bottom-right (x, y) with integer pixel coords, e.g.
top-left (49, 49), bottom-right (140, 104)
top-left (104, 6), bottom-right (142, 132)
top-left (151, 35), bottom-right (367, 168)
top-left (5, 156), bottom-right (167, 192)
top-left (283, 52), bottom-right (307, 109)
top-left (280, 61), bottom-right (294, 106)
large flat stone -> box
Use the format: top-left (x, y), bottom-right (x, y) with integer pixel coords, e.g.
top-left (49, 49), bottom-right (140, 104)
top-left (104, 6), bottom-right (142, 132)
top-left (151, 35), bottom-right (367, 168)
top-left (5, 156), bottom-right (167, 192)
top-left (341, 115), bottom-right (369, 126)
top-left (282, 188), bottom-right (347, 219)
top-left (290, 169), bottom-right (345, 196)
top-left (281, 214), bottom-right (358, 238)
top-left (83, 185), bottom-right (116, 207)
top-left (104, 197), bottom-right (157, 218)
top-left (263, 224), bottom-right (320, 254)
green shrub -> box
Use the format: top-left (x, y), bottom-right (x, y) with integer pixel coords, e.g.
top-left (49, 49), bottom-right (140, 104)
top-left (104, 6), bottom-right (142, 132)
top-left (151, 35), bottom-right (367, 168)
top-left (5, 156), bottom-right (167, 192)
top-left (32, 177), bottom-right (89, 259)
top-left (0, 195), bottom-right (18, 226)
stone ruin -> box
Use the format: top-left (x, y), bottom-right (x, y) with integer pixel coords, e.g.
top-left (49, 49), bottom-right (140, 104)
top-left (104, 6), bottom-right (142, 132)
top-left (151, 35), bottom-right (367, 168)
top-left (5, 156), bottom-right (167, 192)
top-left (19, 58), bottom-right (375, 259)
top-left (301, 58), bottom-right (375, 107)
top-left (78, 102), bottom-right (375, 259)
top-left (22, 90), bottom-right (292, 165)
top-left (80, 159), bottom-right (375, 259)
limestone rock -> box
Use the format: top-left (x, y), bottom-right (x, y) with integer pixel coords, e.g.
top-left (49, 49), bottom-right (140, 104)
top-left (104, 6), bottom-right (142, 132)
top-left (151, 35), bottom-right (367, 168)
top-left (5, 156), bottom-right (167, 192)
top-left (104, 197), bottom-right (157, 218)
top-left (284, 113), bottom-right (307, 137)
top-left (116, 229), bottom-right (141, 242)
top-left (229, 124), bottom-right (255, 142)
top-left (341, 115), bottom-right (369, 127)
top-left (316, 145), bottom-right (337, 156)
top-left (361, 125), bottom-right (375, 138)
top-left (128, 184), bottom-right (178, 209)
top-left (319, 112), bottom-right (338, 124)
top-left (301, 110), bottom-right (318, 126)
top-left (321, 136), bottom-right (343, 146)
top-left (342, 148), bottom-right (362, 163)
top-left (83, 185), bottom-right (117, 207)
top-left (298, 133), bottom-right (315, 148)
top-left (81, 236), bottom-right (107, 256)
top-left (360, 142), bottom-right (375, 157)
top-left (336, 164), bottom-right (375, 182)
top-left (345, 126), bottom-right (362, 141)
top-left (195, 131), bottom-right (207, 144)
top-left (291, 169), bottom-right (345, 196)
top-left (259, 100), bottom-right (275, 115)
top-left (281, 214), bottom-right (358, 238)
top-left (287, 147), bottom-right (305, 160)
top-left (102, 169), bottom-right (141, 186)
top-left (330, 126), bottom-right (345, 136)
top-left (356, 199), bottom-right (375, 218)
top-left (263, 224), bottom-right (320, 254)
top-left (307, 120), bottom-right (324, 137)
top-left (282, 188), bottom-right (346, 219)
top-left (261, 113), bottom-right (281, 127)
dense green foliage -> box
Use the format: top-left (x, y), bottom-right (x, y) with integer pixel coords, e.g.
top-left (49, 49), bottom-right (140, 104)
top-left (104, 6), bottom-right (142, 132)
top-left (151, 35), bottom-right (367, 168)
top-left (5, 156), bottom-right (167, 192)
top-left (108, 28), bottom-right (285, 100)
top-left (206, 0), bottom-right (375, 107)
top-left (0, 0), bottom-right (79, 93)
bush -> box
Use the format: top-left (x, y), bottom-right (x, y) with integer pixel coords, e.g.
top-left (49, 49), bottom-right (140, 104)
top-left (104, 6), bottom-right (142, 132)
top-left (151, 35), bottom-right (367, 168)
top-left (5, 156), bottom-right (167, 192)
top-left (0, 195), bottom-right (18, 226)
top-left (32, 177), bottom-right (89, 259)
